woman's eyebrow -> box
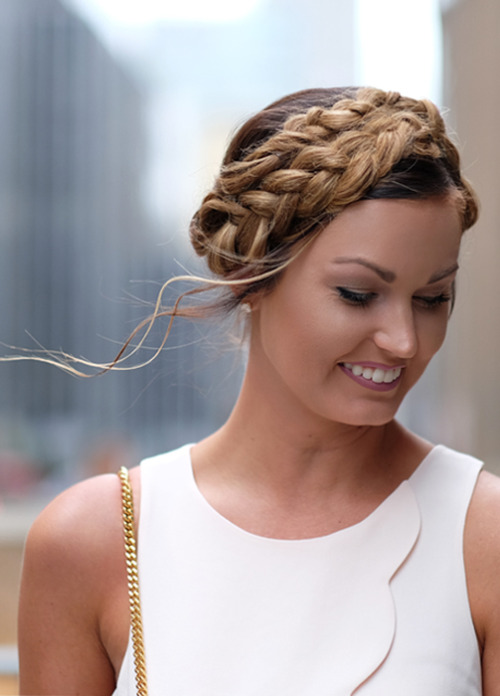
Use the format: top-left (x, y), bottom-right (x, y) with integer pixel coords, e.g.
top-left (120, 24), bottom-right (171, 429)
top-left (427, 263), bottom-right (459, 284)
top-left (333, 258), bottom-right (459, 285)
top-left (333, 257), bottom-right (396, 283)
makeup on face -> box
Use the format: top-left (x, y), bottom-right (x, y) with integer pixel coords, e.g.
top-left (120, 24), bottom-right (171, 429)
top-left (249, 197), bottom-right (463, 428)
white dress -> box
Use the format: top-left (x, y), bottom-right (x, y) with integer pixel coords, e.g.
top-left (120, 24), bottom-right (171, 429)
top-left (113, 444), bottom-right (482, 695)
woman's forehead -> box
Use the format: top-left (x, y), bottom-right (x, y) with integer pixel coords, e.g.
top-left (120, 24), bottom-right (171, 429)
top-left (287, 198), bottom-right (462, 281)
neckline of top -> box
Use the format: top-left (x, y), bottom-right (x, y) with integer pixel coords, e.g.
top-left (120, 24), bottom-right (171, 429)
top-left (182, 443), bottom-right (438, 544)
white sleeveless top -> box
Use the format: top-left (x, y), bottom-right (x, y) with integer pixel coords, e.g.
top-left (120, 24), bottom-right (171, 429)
top-left (114, 444), bottom-right (482, 695)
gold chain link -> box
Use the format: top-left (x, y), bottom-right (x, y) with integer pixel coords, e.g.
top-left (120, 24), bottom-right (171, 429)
top-left (118, 466), bottom-right (149, 696)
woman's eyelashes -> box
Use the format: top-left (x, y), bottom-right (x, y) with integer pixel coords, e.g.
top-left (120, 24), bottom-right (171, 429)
top-left (336, 286), bottom-right (452, 310)
top-left (413, 292), bottom-right (452, 309)
top-left (336, 287), bottom-right (376, 307)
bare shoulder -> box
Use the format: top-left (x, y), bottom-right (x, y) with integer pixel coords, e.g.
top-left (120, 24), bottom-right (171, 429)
top-left (29, 472), bottom-right (121, 541)
top-left (466, 469), bottom-right (500, 555)
top-left (19, 466), bottom-right (141, 695)
top-left (465, 469), bottom-right (500, 694)
top-left (25, 464), bottom-right (141, 565)
top-left (465, 469), bottom-right (500, 603)
top-left (25, 472), bottom-right (127, 578)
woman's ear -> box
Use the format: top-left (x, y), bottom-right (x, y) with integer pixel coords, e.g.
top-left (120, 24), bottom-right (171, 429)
top-left (243, 289), bottom-right (265, 313)
top-left (230, 283), bottom-right (263, 313)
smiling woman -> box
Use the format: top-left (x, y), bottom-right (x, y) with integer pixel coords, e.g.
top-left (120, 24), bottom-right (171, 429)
top-left (17, 87), bottom-right (500, 696)
top-left (247, 197), bottom-right (462, 430)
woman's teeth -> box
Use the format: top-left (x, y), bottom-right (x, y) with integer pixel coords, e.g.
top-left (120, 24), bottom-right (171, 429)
top-left (343, 363), bottom-right (402, 384)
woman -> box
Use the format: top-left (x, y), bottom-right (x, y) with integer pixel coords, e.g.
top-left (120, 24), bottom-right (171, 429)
top-left (18, 87), bottom-right (500, 695)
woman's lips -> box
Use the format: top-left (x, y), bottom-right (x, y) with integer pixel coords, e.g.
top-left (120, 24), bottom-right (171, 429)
top-left (339, 362), bottom-right (404, 392)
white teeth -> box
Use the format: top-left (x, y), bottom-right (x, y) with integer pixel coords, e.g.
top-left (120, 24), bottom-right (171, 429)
top-left (343, 364), bottom-right (402, 384)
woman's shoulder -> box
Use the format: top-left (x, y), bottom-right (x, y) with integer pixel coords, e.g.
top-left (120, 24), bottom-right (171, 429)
top-left (465, 468), bottom-right (500, 691)
top-left (22, 464), bottom-right (142, 613)
top-left (466, 466), bottom-right (500, 547)
top-left (27, 466), bottom-right (140, 555)
top-left (467, 467), bottom-right (500, 541)
top-left (19, 467), bottom-right (141, 690)
top-left (465, 468), bottom-right (500, 634)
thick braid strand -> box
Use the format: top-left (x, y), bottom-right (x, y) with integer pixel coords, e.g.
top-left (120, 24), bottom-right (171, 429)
top-left (190, 87), bottom-right (475, 278)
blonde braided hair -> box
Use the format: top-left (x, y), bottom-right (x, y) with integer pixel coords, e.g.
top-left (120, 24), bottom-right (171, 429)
top-left (3, 87), bottom-right (477, 376)
top-left (190, 87), bottom-right (478, 288)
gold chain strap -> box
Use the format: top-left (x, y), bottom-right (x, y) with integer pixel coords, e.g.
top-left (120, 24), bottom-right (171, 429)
top-left (118, 466), bottom-right (149, 696)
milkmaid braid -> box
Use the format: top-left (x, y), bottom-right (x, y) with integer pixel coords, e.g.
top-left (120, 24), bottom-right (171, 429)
top-left (8, 86), bottom-right (476, 376)
top-left (190, 87), bottom-right (478, 293)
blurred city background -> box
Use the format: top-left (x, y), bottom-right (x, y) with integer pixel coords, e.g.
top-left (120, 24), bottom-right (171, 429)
top-left (0, 0), bottom-right (499, 690)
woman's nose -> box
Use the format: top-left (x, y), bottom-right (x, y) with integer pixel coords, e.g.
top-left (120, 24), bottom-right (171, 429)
top-left (373, 305), bottom-right (418, 359)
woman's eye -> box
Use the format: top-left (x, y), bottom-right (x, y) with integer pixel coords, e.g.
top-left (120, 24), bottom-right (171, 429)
top-left (336, 287), bottom-right (377, 307)
top-left (413, 293), bottom-right (451, 309)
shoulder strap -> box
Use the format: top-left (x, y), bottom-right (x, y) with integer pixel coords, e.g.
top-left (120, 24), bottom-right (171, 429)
top-left (117, 466), bottom-right (148, 696)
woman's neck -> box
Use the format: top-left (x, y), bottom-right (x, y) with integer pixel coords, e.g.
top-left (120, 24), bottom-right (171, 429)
top-left (190, 404), bottom-right (429, 540)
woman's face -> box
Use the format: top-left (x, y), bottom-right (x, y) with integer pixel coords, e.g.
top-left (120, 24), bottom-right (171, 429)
top-left (248, 196), bottom-right (463, 428)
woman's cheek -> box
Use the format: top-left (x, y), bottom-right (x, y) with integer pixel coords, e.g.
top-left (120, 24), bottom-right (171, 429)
top-left (417, 311), bottom-right (450, 365)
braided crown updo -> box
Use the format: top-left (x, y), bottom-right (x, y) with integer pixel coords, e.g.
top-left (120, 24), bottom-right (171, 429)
top-left (11, 87), bottom-right (478, 375)
top-left (190, 86), bottom-right (478, 304)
